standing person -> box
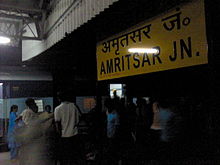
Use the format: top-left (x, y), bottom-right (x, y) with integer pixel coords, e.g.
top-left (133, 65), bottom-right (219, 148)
top-left (44, 105), bottom-right (52, 113)
top-left (16, 98), bottom-right (38, 126)
top-left (126, 98), bottom-right (137, 142)
top-left (7, 105), bottom-right (19, 161)
top-left (54, 91), bottom-right (81, 165)
top-left (15, 98), bottom-right (40, 165)
top-left (156, 97), bottom-right (185, 162)
top-left (135, 98), bottom-right (148, 143)
top-left (104, 98), bottom-right (120, 165)
top-left (105, 98), bottom-right (120, 140)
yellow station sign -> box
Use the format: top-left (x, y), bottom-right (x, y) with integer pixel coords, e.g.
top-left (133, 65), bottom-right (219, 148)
top-left (96, 0), bottom-right (208, 81)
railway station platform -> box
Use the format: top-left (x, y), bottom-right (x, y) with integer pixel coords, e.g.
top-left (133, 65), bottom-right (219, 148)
top-left (0, 152), bottom-right (18, 165)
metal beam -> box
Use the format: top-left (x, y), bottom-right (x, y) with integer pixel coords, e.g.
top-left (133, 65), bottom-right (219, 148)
top-left (21, 36), bottom-right (42, 40)
top-left (0, 13), bottom-right (37, 22)
top-left (0, 4), bottom-right (43, 14)
top-left (1, 33), bottom-right (42, 41)
top-left (35, 22), bottom-right (42, 38)
top-left (0, 18), bottom-right (21, 24)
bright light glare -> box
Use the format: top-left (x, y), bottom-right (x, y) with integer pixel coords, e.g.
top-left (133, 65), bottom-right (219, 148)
top-left (128, 48), bottom-right (159, 54)
top-left (0, 36), bottom-right (11, 44)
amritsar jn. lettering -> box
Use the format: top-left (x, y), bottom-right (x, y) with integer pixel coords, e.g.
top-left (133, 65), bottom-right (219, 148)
top-left (100, 46), bottom-right (162, 75)
top-left (169, 36), bottom-right (200, 62)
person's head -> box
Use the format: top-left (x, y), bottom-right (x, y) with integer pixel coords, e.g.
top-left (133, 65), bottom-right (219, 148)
top-left (10, 105), bottom-right (18, 113)
top-left (44, 105), bottom-right (52, 113)
top-left (113, 89), bottom-right (117, 97)
top-left (25, 98), bottom-right (38, 113)
top-left (104, 98), bottom-right (115, 113)
top-left (25, 98), bottom-right (35, 107)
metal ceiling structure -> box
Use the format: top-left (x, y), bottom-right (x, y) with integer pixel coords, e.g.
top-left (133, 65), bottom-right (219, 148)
top-left (22, 0), bottom-right (119, 61)
top-left (0, 0), bottom-right (120, 59)
top-left (0, 0), bottom-right (55, 46)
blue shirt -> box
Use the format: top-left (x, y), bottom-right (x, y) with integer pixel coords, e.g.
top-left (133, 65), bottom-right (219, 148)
top-left (7, 112), bottom-right (17, 148)
top-left (159, 109), bottom-right (173, 142)
top-left (107, 112), bottom-right (120, 138)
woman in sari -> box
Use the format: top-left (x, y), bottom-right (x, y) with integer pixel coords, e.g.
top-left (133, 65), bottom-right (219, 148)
top-left (7, 105), bottom-right (19, 160)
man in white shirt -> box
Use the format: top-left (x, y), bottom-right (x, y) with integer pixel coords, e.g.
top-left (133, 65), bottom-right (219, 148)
top-left (16, 98), bottom-right (38, 126)
top-left (54, 91), bottom-right (81, 165)
top-left (20, 108), bottom-right (36, 125)
top-left (55, 102), bottom-right (79, 137)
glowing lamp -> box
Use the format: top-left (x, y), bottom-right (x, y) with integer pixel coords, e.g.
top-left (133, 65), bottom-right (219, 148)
top-left (128, 48), bottom-right (159, 54)
top-left (0, 36), bottom-right (11, 44)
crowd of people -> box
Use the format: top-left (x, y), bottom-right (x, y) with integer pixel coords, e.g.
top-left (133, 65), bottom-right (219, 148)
top-left (6, 91), bottom-right (209, 165)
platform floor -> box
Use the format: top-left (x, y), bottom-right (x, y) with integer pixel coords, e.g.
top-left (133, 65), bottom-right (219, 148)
top-left (0, 152), bottom-right (18, 165)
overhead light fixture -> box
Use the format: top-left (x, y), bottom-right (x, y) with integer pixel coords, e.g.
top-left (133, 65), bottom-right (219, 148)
top-left (128, 48), bottom-right (159, 54)
top-left (0, 36), bottom-right (11, 44)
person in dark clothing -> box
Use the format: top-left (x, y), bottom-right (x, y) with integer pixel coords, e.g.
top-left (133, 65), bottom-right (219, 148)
top-left (135, 97), bottom-right (153, 143)
top-left (126, 98), bottom-right (137, 138)
top-left (118, 98), bottom-right (137, 164)
top-left (156, 97), bottom-right (195, 163)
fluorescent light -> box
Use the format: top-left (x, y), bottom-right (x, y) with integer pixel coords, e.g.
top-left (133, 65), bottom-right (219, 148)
top-left (0, 36), bottom-right (11, 44)
top-left (128, 48), bottom-right (159, 54)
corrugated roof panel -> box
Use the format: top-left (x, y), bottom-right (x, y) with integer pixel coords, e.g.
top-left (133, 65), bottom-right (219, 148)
top-left (104, 0), bottom-right (110, 8)
top-left (55, 28), bottom-right (58, 44)
top-left (86, 0), bottom-right (90, 21)
top-left (64, 16), bottom-right (67, 35)
top-left (71, 9), bottom-right (74, 31)
top-left (79, 3), bottom-right (82, 26)
top-left (73, 7), bottom-right (77, 30)
top-left (62, 21), bottom-right (65, 39)
top-left (82, 0), bottom-right (87, 23)
top-left (67, 13), bottom-right (71, 33)
top-left (91, 0), bottom-right (95, 17)
top-left (75, 5), bottom-right (79, 28)
top-left (99, 0), bottom-right (104, 13)
top-left (100, 0), bottom-right (105, 12)
top-left (77, 4), bottom-right (80, 28)
top-left (22, 0), bottom-right (120, 61)
top-left (59, 1), bottom-right (62, 20)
